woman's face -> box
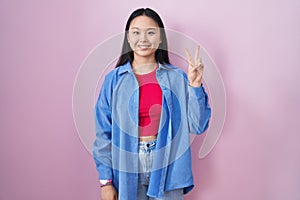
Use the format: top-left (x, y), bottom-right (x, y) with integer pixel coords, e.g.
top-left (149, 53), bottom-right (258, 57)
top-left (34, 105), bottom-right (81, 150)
top-left (127, 15), bottom-right (161, 60)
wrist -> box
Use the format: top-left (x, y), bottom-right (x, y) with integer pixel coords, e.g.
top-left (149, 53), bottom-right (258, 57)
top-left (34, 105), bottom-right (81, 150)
top-left (189, 82), bottom-right (202, 88)
top-left (100, 179), bottom-right (113, 187)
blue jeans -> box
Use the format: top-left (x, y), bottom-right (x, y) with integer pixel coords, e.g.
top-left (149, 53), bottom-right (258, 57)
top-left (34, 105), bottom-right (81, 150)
top-left (138, 140), bottom-right (183, 200)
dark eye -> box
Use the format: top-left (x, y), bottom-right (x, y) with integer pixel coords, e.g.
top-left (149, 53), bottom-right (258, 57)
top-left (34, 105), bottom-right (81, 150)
top-left (148, 31), bottom-right (155, 35)
top-left (133, 31), bottom-right (139, 35)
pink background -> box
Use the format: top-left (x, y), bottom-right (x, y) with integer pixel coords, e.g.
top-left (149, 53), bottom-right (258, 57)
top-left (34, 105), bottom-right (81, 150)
top-left (1, 0), bottom-right (299, 199)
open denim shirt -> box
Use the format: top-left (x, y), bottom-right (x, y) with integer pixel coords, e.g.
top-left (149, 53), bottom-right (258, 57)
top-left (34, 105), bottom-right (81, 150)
top-left (92, 61), bottom-right (211, 199)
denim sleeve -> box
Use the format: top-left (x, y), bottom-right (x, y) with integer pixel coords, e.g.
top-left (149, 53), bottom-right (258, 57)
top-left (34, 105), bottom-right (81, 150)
top-left (187, 85), bottom-right (211, 134)
top-left (92, 75), bottom-right (113, 180)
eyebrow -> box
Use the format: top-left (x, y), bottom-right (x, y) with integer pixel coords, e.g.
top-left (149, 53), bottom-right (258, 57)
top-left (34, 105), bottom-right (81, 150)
top-left (130, 27), bottom-right (158, 30)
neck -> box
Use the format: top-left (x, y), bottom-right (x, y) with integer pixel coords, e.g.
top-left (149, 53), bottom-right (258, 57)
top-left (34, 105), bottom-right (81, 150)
top-left (132, 55), bottom-right (156, 67)
top-left (132, 55), bottom-right (157, 75)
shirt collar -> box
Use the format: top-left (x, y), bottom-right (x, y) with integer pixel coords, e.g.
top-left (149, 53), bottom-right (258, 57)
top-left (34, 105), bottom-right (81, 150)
top-left (117, 61), bottom-right (173, 75)
top-left (117, 61), bottom-right (132, 75)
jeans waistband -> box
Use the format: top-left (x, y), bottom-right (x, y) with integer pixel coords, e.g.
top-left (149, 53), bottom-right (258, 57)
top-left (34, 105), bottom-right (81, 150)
top-left (138, 139), bottom-right (157, 153)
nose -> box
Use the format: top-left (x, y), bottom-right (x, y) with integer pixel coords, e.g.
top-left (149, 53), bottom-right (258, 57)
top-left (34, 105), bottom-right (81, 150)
top-left (139, 32), bottom-right (148, 42)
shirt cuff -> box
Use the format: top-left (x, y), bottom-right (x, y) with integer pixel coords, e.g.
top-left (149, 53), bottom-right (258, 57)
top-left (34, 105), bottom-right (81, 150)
top-left (188, 84), bottom-right (206, 99)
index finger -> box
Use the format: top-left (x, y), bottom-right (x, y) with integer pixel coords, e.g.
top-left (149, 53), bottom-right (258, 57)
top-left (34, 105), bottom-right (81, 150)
top-left (194, 45), bottom-right (200, 61)
top-left (184, 48), bottom-right (192, 63)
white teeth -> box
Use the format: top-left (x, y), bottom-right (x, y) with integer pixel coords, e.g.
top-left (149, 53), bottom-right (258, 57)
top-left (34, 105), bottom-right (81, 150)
top-left (138, 45), bottom-right (150, 48)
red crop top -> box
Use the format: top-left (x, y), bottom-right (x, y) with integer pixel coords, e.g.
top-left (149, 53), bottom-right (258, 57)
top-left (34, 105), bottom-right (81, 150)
top-left (134, 66), bottom-right (162, 137)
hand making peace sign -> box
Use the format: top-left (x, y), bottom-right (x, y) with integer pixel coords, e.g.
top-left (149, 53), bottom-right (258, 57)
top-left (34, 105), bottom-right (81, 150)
top-left (185, 45), bottom-right (204, 87)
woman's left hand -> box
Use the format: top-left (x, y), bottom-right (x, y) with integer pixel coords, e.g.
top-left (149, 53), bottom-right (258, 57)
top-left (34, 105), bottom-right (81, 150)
top-left (184, 45), bottom-right (204, 87)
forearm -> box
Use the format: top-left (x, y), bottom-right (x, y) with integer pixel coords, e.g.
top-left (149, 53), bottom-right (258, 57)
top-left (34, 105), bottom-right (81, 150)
top-left (187, 85), bottom-right (211, 134)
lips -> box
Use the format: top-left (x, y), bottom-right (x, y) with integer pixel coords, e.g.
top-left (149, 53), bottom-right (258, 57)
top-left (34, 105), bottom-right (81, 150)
top-left (138, 45), bottom-right (151, 50)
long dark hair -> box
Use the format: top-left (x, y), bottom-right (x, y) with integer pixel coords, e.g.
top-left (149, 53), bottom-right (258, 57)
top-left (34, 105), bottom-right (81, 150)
top-left (115, 8), bottom-right (170, 68)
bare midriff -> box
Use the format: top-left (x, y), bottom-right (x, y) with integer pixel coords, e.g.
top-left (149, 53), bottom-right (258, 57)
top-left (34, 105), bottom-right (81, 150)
top-left (139, 135), bottom-right (157, 142)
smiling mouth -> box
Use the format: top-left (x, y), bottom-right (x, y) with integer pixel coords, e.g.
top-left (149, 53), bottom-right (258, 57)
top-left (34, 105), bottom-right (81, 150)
top-left (138, 45), bottom-right (151, 50)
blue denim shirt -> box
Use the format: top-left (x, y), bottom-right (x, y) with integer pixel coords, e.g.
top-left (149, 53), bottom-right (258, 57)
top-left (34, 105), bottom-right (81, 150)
top-left (92, 61), bottom-right (211, 199)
